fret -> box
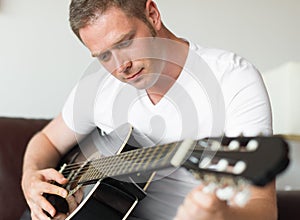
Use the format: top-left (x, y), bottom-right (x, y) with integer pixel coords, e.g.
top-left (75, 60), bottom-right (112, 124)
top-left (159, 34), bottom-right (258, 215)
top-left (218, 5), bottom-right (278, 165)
top-left (159, 143), bottom-right (179, 166)
top-left (105, 155), bottom-right (122, 177)
top-left (142, 145), bottom-right (160, 170)
top-left (111, 150), bottom-right (134, 176)
top-left (133, 147), bottom-right (152, 172)
top-left (150, 143), bottom-right (173, 168)
top-left (128, 147), bottom-right (143, 173)
top-left (112, 151), bottom-right (132, 176)
top-left (139, 146), bottom-right (154, 171)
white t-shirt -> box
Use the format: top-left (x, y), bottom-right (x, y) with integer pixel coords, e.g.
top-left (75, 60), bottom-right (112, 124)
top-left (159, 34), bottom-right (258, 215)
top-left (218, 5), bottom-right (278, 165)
top-left (62, 41), bottom-right (272, 219)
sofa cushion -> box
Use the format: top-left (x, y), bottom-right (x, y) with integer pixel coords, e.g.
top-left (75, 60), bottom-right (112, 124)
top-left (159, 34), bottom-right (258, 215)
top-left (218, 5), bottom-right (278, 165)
top-left (0, 117), bottom-right (49, 220)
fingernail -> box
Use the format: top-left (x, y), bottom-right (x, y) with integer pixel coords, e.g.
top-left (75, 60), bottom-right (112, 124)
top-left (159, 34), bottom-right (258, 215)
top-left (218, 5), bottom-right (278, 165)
top-left (62, 190), bottom-right (68, 198)
top-left (50, 209), bottom-right (55, 217)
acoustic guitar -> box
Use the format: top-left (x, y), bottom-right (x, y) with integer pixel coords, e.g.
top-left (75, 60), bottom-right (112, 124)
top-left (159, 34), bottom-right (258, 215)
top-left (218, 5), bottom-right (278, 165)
top-left (44, 123), bottom-right (289, 219)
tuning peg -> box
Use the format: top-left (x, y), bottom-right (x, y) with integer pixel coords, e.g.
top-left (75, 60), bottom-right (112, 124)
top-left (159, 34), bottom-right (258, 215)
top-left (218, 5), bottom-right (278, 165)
top-left (228, 140), bottom-right (240, 151)
top-left (234, 188), bottom-right (251, 207)
top-left (199, 157), bottom-right (212, 169)
top-left (188, 156), bottom-right (199, 164)
top-left (216, 186), bottom-right (235, 201)
top-left (233, 161), bottom-right (247, 174)
top-left (197, 140), bottom-right (209, 148)
top-left (246, 139), bottom-right (259, 151)
top-left (210, 140), bottom-right (221, 151)
top-left (216, 159), bottom-right (229, 172)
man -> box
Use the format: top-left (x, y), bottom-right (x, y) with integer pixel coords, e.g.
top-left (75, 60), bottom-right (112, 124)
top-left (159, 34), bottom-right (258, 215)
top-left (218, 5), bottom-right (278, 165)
top-left (21, 0), bottom-right (276, 219)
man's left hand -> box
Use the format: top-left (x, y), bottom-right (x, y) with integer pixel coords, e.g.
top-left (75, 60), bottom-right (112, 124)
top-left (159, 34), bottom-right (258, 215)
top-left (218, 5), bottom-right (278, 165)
top-left (174, 185), bottom-right (228, 220)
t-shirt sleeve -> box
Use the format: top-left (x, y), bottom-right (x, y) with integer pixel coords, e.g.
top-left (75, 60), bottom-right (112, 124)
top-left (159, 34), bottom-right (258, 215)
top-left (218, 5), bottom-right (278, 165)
top-left (222, 58), bottom-right (273, 136)
top-left (62, 75), bottom-right (99, 135)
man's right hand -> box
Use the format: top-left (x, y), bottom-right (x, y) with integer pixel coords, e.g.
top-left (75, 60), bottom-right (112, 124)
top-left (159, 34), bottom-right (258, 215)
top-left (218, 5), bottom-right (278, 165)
top-left (21, 168), bottom-right (68, 220)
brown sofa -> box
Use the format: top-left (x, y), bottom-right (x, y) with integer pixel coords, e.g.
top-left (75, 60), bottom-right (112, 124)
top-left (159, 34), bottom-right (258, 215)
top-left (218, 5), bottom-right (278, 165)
top-left (0, 117), bottom-right (299, 220)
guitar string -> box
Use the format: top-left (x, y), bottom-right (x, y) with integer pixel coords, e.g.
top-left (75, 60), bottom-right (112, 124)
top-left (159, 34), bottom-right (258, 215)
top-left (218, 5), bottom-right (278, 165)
top-left (64, 143), bottom-right (178, 186)
top-left (65, 149), bottom-right (175, 186)
top-left (63, 148), bottom-right (243, 187)
top-left (60, 138), bottom-right (228, 172)
top-left (59, 137), bottom-right (225, 172)
top-left (61, 141), bottom-right (225, 182)
top-left (64, 144), bottom-right (242, 187)
top-left (61, 142), bottom-right (175, 172)
top-left (64, 143), bottom-right (175, 181)
top-left (58, 139), bottom-right (262, 189)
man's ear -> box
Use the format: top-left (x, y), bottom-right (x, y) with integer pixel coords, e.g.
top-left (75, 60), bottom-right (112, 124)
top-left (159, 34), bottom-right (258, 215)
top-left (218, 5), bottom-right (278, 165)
top-left (145, 0), bottom-right (162, 31)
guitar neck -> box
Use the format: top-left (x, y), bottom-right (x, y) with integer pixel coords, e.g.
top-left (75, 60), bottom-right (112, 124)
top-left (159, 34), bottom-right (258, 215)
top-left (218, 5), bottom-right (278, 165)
top-left (74, 140), bottom-right (194, 185)
top-left (61, 135), bottom-right (289, 188)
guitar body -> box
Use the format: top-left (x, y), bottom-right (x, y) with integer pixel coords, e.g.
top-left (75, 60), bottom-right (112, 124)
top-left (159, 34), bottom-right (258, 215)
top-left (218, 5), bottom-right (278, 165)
top-left (57, 124), bottom-right (153, 220)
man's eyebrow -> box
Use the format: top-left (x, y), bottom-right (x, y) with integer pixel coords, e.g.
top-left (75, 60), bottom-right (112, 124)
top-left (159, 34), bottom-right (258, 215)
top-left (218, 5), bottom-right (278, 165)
top-left (91, 30), bottom-right (135, 58)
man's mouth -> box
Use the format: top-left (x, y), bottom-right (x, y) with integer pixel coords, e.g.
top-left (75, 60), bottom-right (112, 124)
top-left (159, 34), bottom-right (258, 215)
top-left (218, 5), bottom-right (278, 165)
top-left (126, 68), bottom-right (144, 81)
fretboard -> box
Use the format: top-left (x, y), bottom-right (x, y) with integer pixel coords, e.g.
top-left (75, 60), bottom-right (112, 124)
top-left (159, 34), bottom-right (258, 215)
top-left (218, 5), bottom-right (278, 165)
top-left (72, 141), bottom-right (182, 185)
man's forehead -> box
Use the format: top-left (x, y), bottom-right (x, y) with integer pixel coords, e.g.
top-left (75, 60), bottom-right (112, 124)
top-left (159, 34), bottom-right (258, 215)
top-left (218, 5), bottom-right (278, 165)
top-left (79, 10), bottom-right (137, 55)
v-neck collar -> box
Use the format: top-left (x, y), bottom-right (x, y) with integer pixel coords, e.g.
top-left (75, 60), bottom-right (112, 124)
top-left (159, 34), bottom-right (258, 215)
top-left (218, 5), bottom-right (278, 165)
top-left (136, 40), bottom-right (196, 109)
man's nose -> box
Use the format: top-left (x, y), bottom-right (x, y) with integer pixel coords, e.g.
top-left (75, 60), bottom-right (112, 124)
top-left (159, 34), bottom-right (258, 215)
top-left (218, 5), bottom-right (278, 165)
top-left (111, 51), bottom-right (132, 73)
top-left (117, 60), bottom-right (132, 73)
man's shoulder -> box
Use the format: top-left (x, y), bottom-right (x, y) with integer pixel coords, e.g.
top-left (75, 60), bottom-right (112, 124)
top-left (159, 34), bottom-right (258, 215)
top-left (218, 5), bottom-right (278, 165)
top-left (192, 43), bottom-right (251, 68)
top-left (190, 42), bottom-right (257, 80)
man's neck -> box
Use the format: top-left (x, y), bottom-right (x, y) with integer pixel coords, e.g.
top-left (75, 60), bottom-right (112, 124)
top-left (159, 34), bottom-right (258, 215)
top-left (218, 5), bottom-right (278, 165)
top-left (146, 32), bottom-right (189, 105)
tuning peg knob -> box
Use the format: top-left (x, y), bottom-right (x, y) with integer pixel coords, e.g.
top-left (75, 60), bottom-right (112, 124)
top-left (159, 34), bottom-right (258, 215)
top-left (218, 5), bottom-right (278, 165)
top-left (246, 139), bottom-right (259, 151)
top-left (199, 157), bottom-right (212, 169)
top-left (228, 140), bottom-right (240, 150)
top-left (233, 161), bottom-right (247, 174)
top-left (216, 159), bottom-right (229, 172)
top-left (210, 141), bottom-right (221, 151)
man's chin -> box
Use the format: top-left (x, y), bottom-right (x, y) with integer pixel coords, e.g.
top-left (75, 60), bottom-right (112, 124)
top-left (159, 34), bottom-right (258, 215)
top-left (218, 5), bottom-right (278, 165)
top-left (128, 76), bottom-right (158, 90)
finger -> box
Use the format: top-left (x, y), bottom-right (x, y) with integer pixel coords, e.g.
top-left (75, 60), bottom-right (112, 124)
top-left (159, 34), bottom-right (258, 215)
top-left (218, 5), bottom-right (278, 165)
top-left (175, 205), bottom-right (192, 220)
top-left (31, 203), bottom-right (52, 220)
top-left (40, 168), bottom-right (68, 184)
top-left (74, 189), bottom-right (84, 204)
top-left (53, 212), bottom-right (67, 220)
top-left (191, 189), bottom-right (227, 211)
top-left (182, 193), bottom-right (202, 217)
top-left (31, 212), bottom-right (40, 220)
top-left (38, 181), bottom-right (68, 198)
top-left (66, 195), bottom-right (79, 212)
top-left (38, 195), bottom-right (58, 218)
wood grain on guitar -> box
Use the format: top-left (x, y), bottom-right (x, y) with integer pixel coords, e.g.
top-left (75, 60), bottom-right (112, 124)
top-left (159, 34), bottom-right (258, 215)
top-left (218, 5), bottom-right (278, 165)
top-left (44, 123), bottom-right (289, 219)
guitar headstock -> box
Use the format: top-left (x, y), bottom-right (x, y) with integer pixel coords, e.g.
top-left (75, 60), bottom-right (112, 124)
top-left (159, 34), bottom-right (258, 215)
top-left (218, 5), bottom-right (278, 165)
top-left (181, 136), bottom-right (290, 205)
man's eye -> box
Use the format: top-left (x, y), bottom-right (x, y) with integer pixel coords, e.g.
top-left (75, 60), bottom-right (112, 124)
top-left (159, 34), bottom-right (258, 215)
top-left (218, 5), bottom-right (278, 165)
top-left (117, 39), bottom-right (132, 49)
top-left (98, 51), bottom-right (111, 62)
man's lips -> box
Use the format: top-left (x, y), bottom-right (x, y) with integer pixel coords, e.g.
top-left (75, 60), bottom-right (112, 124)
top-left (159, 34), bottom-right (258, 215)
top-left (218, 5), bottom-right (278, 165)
top-left (126, 68), bottom-right (144, 80)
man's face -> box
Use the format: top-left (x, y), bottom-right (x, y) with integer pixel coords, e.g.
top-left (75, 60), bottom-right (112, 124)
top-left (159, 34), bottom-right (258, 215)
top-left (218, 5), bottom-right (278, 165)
top-left (79, 7), bottom-right (164, 89)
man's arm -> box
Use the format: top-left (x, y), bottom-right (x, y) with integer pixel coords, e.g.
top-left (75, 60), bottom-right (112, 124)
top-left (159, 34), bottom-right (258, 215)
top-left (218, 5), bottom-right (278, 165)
top-left (175, 53), bottom-right (276, 220)
top-left (21, 113), bottom-right (82, 220)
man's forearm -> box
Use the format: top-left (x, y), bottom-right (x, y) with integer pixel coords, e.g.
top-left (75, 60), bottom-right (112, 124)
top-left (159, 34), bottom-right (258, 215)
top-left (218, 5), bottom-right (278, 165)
top-left (23, 131), bottom-right (62, 173)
